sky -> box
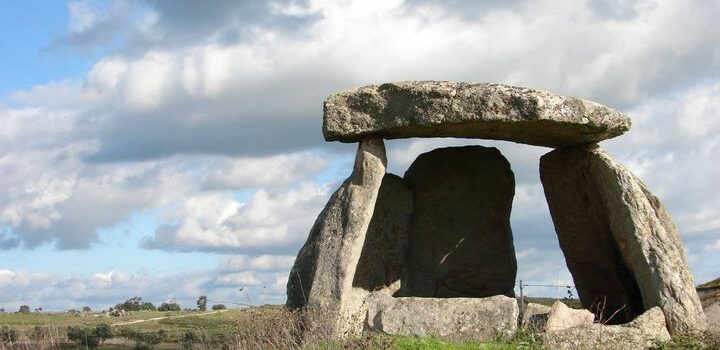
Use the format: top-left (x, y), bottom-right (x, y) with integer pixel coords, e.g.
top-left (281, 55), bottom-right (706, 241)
top-left (0, 0), bottom-right (718, 312)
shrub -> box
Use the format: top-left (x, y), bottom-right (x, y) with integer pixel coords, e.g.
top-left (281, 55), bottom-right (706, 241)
top-left (29, 325), bottom-right (54, 341)
top-left (180, 329), bottom-right (204, 350)
top-left (0, 325), bottom-right (18, 343)
top-left (95, 323), bottom-right (113, 343)
top-left (67, 325), bottom-right (100, 349)
top-left (123, 328), bottom-right (167, 349)
top-left (212, 304), bottom-right (227, 310)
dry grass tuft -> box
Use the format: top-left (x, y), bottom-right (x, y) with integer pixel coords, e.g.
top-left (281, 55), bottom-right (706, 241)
top-left (227, 306), bottom-right (336, 350)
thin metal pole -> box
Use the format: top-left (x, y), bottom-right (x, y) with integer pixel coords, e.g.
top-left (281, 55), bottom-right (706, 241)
top-left (519, 279), bottom-right (524, 320)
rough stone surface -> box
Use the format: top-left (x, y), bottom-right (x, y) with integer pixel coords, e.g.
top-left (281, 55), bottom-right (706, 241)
top-left (540, 144), bottom-right (706, 334)
top-left (286, 136), bottom-right (387, 336)
top-left (545, 301), bottom-right (595, 332)
top-left (697, 278), bottom-right (720, 334)
top-left (401, 146), bottom-right (516, 298)
top-left (352, 174), bottom-right (412, 295)
top-left (542, 307), bottom-right (671, 350)
top-left (365, 292), bottom-right (518, 341)
top-left (704, 303), bottom-right (720, 334)
top-left (323, 81), bottom-right (631, 147)
top-left (522, 303), bottom-right (552, 332)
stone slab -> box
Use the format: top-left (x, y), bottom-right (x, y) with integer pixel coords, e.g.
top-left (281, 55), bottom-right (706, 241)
top-left (401, 146), bottom-right (516, 298)
top-left (365, 292), bottom-right (518, 341)
top-left (324, 81), bottom-right (631, 147)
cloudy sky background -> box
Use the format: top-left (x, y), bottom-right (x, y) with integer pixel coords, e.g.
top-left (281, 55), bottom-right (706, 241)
top-left (1, 0), bottom-right (718, 311)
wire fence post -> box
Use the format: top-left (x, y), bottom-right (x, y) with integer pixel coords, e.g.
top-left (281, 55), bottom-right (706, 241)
top-left (519, 279), bottom-right (524, 319)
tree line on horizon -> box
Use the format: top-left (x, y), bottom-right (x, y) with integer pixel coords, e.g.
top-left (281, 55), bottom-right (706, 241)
top-left (1, 295), bottom-right (227, 314)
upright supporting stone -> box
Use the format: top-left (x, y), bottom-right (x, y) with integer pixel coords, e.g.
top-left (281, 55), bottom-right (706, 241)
top-left (353, 174), bottom-right (413, 295)
top-left (540, 144), bottom-right (706, 334)
top-left (286, 136), bottom-right (387, 336)
top-left (402, 146), bottom-right (517, 298)
top-left (540, 146), bottom-right (643, 324)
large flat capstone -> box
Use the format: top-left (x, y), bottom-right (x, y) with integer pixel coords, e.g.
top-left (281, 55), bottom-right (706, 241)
top-left (323, 81), bottom-right (631, 147)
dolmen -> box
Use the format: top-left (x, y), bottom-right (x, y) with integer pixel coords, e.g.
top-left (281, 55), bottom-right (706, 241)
top-left (286, 81), bottom-right (707, 343)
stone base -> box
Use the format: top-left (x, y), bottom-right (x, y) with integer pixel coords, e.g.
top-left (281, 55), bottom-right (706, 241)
top-left (364, 292), bottom-right (518, 342)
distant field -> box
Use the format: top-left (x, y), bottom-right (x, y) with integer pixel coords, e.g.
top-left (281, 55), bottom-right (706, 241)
top-left (0, 300), bottom-right (583, 349)
top-left (0, 309), bottom-right (234, 329)
top-left (0, 308), bottom-right (247, 349)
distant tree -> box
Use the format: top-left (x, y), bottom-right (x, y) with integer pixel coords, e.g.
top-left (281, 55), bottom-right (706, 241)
top-left (82, 306), bottom-right (92, 313)
top-left (18, 305), bottom-right (30, 314)
top-left (141, 301), bottom-right (157, 311)
top-left (115, 296), bottom-right (156, 311)
top-left (0, 308), bottom-right (5, 313)
top-left (197, 295), bottom-right (207, 311)
top-left (158, 302), bottom-right (181, 312)
top-left (211, 304), bottom-right (227, 310)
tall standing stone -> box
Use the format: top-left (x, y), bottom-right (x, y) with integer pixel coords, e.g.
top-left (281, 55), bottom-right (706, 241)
top-left (402, 146), bottom-right (517, 298)
top-left (540, 144), bottom-right (706, 334)
top-left (286, 136), bottom-right (387, 336)
top-left (540, 145), bottom-right (643, 324)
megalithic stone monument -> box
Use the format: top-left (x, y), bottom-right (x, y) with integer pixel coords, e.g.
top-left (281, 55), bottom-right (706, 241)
top-left (287, 81), bottom-right (706, 338)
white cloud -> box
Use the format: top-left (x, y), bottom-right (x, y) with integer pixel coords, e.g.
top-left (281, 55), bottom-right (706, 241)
top-left (705, 240), bottom-right (720, 253)
top-left (200, 153), bottom-right (328, 190)
top-left (219, 254), bottom-right (296, 272)
top-left (141, 183), bottom-right (329, 251)
top-left (211, 272), bottom-right (262, 288)
top-left (121, 52), bottom-right (175, 110)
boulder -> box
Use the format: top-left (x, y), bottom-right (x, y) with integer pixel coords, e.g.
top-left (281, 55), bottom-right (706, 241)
top-left (705, 303), bottom-right (720, 335)
top-left (323, 81), bottom-right (630, 147)
top-left (401, 146), bottom-right (516, 298)
top-left (286, 136), bottom-right (387, 336)
top-left (545, 301), bottom-right (594, 332)
top-left (365, 292), bottom-right (518, 341)
top-left (522, 302), bottom-right (552, 332)
top-left (540, 144), bottom-right (706, 334)
top-left (542, 307), bottom-right (671, 350)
